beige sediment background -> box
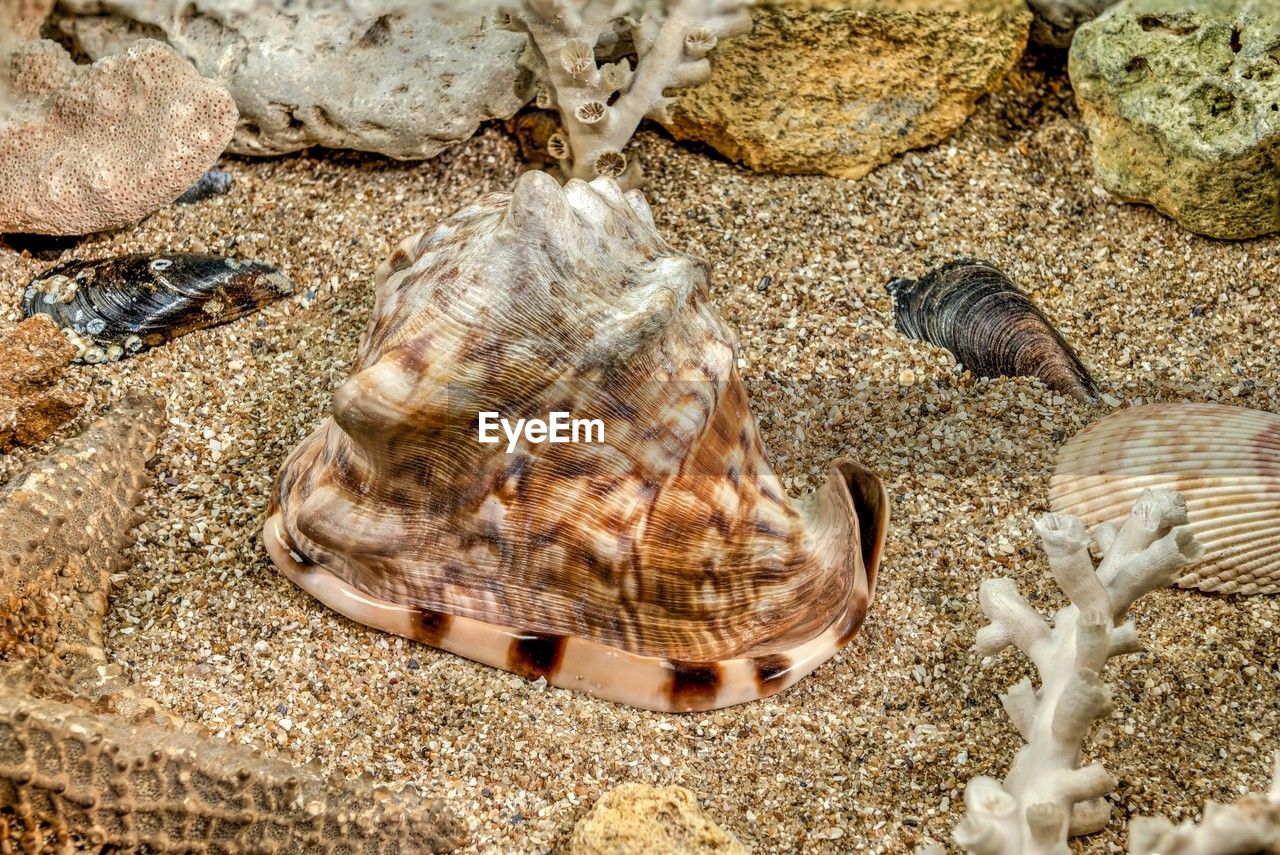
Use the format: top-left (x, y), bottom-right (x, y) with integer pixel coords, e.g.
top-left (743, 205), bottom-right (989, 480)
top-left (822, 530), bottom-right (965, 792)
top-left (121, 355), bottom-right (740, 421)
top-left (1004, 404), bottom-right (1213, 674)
top-left (1, 54), bottom-right (1277, 852)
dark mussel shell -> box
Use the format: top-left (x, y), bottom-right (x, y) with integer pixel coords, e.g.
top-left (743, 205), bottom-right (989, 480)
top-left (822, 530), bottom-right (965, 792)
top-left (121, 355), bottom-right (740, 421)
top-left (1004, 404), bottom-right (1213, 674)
top-left (23, 254), bottom-right (294, 363)
top-left (887, 259), bottom-right (1098, 402)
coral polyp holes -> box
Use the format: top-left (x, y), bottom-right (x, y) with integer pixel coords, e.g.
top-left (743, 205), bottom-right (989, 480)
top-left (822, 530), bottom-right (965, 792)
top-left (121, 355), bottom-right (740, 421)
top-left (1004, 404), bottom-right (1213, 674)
top-left (685, 28), bottom-right (718, 58)
top-left (593, 152), bottom-right (626, 179)
top-left (575, 101), bottom-right (607, 125)
top-left (546, 133), bottom-right (570, 162)
top-left (359, 15), bottom-right (392, 48)
top-left (1208, 87), bottom-right (1236, 116)
top-left (560, 39), bottom-right (595, 80)
top-left (1193, 83), bottom-right (1241, 134)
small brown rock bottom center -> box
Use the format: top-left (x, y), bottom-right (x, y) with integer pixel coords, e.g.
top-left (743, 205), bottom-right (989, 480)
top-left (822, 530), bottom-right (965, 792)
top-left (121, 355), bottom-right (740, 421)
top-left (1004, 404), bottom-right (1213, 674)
top-left (263, 172), bottom-right (889, 712)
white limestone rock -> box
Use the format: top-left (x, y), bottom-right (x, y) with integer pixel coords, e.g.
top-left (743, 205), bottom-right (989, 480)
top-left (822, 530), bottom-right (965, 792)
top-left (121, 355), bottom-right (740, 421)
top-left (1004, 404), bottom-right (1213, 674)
top-left (55, 0), bottom-right (533, 160)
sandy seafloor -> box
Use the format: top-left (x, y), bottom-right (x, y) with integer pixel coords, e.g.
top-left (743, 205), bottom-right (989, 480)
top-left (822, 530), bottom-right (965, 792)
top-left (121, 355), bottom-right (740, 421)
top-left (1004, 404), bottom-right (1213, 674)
top-left (2, 50), bottom-right (1277, 853)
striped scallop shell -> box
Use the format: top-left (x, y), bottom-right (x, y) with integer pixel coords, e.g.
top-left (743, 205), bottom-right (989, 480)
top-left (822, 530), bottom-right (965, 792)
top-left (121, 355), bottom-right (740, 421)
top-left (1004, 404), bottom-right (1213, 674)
top-left (1050, 403), bottom-right (1280, 594)
top-left (264, 172), bottom-right (889, 712)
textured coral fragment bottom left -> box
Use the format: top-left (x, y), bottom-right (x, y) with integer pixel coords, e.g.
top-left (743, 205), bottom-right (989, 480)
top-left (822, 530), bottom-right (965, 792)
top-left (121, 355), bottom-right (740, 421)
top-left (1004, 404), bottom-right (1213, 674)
top-left (0, 688), bottom-right (462, 853)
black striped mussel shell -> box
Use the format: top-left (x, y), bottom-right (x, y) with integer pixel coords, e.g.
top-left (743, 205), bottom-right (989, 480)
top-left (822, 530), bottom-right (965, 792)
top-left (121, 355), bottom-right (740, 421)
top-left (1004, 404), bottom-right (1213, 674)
top-left (886, 259), bottom-right (1098, 402)
top-left (22, 254), bottom-right (294, 363)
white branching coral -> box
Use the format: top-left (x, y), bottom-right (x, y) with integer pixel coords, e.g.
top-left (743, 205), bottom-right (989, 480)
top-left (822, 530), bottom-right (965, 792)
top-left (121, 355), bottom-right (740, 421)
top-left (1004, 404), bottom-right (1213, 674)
top-left (955, 490), bottom-right (1205, 855)
top-left (501, 0), bottom-right (754, 188)
top-left (1129, 753), bottom-right (1280, 855)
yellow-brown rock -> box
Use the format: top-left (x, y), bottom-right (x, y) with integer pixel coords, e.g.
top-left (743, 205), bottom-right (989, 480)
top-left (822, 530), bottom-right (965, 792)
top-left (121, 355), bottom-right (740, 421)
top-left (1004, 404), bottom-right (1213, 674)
top-left (569, 784), bottom-right (747, 855)
top-left (0, 315), bottom-right (83, 452)
top-left (663, 0), bottom-right (1032, 179)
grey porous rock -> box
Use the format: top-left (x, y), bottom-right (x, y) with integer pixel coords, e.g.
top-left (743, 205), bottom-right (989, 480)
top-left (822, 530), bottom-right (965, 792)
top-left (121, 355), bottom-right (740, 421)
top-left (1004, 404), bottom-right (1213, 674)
top-left (1070, 0), bottom-right (1280, 239)
top-left (54, 0), bottom-right (533, 160)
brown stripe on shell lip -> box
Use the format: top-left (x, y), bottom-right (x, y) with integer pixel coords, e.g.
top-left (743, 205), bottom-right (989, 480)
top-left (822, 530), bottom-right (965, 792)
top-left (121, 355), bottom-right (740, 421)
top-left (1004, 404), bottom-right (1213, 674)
top-left (665, 661), bottom-right (722, 711)
top-left (388, 248), bottom-right (413, 273)
top-left (758, 483), bottom-right (788, 508)
top-left (507, 633), bottom-right (568, 680)
top-left (412, 609), bottom-right (454, 647)
top-left (752, 519), bottom-right (788, 538)
top-left (753, 654), bottom-right (792, 693)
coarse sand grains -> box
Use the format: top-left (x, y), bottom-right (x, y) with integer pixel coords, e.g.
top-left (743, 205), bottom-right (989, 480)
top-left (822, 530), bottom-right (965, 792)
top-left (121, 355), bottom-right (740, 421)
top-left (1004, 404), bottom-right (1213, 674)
top-left (2, 51), bottom-right (1277, 853)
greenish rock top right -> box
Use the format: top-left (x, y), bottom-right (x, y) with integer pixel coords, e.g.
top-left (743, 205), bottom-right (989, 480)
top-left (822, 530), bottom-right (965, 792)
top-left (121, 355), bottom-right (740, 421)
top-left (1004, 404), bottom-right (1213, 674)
top-left (1069, 0), bottom-right (1280, 239)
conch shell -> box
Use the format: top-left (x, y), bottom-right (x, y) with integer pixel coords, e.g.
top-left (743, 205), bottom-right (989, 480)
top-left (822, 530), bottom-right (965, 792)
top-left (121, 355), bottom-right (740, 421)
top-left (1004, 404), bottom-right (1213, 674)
top-left (1050, 403), bottom-right (1280, 595)
top-left (265, 172), bottom-right (889, 712)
